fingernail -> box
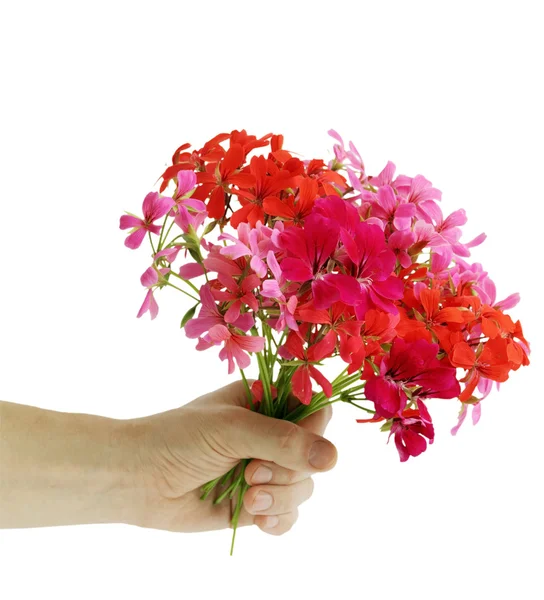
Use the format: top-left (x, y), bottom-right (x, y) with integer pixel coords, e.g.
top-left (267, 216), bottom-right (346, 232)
top-left (252, 465), bottom-right (273, 484)
top-left (309, 440), bottom-right (336, 469)
top-left (263, 515), bottom-right (279, 529)
top-left (252, 491), bottom-right (273, 512)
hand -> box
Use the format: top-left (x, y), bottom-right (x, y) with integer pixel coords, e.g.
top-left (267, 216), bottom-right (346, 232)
top-left (124, 381), bottom-right (337, 536)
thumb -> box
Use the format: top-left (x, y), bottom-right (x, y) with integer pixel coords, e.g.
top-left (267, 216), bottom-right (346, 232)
top-left (228, 407), bottom-right (338, 473)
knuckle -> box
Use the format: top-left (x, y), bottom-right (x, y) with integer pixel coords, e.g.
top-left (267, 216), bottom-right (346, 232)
top-left (277, 420), bottom-right (300, 451)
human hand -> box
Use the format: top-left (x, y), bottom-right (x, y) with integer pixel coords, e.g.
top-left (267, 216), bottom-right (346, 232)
top-left (122, 381), bottom-right (337, 536)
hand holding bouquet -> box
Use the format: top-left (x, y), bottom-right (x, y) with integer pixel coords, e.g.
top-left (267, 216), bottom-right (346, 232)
top-left (120, 129), bottom-right (530, 551)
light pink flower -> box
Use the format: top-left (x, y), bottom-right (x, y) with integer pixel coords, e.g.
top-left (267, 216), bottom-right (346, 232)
top-left (197, 324), bottom-right (265, 374)
top-left (219, 221), bottom-right (277, 278)
top-left (365, 185), bottom-right (416, 231)
top-left (261, 251), bottom-right (298, 331)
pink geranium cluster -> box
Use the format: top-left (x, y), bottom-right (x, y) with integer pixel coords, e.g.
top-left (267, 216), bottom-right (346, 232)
top-left (120, 130), bottom-right (530, 534)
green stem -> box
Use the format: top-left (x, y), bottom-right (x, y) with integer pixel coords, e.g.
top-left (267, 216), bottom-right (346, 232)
top-left (159, 217), bottom-right (176, 251)
top-left (163, 280), bottom-right (200, 302)
top-left (240, 369), bottom-right (254, 410)
top-left (148, 231), bottom-right (157, 256)
top-left (169, 270), bottom-right (200, 293)
top-left (157, 214), bottom-right (170, 251)
top-left (230, 476), bottom-right (249, 556)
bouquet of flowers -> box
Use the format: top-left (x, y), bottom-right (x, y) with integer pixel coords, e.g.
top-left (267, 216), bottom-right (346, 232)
top-left (120, 129), bottom-right (530, 548)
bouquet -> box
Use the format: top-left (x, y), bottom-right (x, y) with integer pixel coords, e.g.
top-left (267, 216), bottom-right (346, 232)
top-left (120, 129), bottom-right (530, 550)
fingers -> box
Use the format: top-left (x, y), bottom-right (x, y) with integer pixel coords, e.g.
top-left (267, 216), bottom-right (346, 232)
top-left (254, 508), bottom-right (299, 536)
top-left (231, 408), bottom-right (338, 473)
top-left (243, 477), bottom-right (314, 517)
top-left (244, 459), bottom-right (309, 486)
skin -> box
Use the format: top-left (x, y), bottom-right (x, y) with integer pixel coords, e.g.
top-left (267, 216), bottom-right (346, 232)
top-left (0, 381), bottom-right (337, 536)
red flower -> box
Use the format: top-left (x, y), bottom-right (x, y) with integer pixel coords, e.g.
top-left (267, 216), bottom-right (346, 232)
top-left (450, 337), bottom-right (510, 401)
top-left (264, 177), bottom-right (318, 226)
top-left (197, 143), bottom-right (256, 220)
top-left (231, 155), bottom-right (296, 228)
top-left (281, 330), bottom-right (336, 405)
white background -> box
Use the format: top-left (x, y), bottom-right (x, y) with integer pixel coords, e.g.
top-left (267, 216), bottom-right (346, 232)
top-left (0, 1), bottom-right (542, 598)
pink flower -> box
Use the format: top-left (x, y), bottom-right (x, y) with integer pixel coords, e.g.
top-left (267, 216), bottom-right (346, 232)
top-left (394, 174), bottom-right (442, 222)
top-left (173, 170), bottom-right (197, 200)
top-left (424, 203), bottom-right (487, 258)
top-left (261, 251), bottom-right (298, 331)
top-left (365, 338), bottom-right (461, 419)
top-left (389, 229), bottom-right (416, 268)
top-left (185, 284), bottom-right (253, 339)
top-left (368, 161), bottom-right (396, 187)
top-left (388, 399), bottom-right (435, 462)
top-left (120, 192), bottom-right (174, 249)
top-left (197, 324), bottom-right (265, 374)
top-left (136, 265), bottom-right (169, 320)
top-left (219, 222), bottom-right (277, 278)
top-left (328, 129), bottom-right (365, 171)
top-left (212, 273), bottom-right (260, 324)
top-left (365, 185), bottom-right (416, 231)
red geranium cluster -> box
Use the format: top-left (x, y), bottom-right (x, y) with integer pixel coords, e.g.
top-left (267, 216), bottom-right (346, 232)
top-left (121, 129), bottom-right (530, 467)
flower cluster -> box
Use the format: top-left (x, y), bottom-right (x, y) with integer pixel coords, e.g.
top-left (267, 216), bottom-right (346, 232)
top-left (121, 129), bottom-right (530, 466)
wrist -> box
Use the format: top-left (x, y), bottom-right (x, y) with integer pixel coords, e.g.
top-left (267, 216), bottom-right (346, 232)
top-left (0, 401), bottom-right (149, 528)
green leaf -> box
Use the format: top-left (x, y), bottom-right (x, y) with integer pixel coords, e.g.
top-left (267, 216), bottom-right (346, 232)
top-left (203, 220), bottom-right (218, 235)
top-left (380, 420), bottom-right (393, 433)
top-left (180, 304), bottom-right (198, 328)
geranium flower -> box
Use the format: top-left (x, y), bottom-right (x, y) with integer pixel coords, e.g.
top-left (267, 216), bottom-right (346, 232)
top-left (264, 177), bottom-right (318, 226)
top-left (280, 330), bottom-right (336, 405)
top-left (365, 338), bottom-right (461, 419)
top-left (185, 284), bottom-right (253, 339)
top-left (196, 324), bottom-right (264, 374)
top-left (197, 143), bottom-right (256, 220)
top-left (388, 400), bottom-right (435, 462)
top-left (120, 192), bottom-right (175, 249)
top-left (278, 213), bottom-right (340, 309)
top-left (334, 221), bottom-right (404, 317)
top-left (450, 337), bottom-right (511, 401)
top-left (365, 185), bottom-right (416, 231)
top-left (231, 155), bottom-right (296, 227)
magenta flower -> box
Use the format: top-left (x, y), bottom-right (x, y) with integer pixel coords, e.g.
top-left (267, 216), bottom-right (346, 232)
top-left (388, 399), bottom-right (435, 462)
top-left (197, 324), bottom-right (265, 374)
top-left (312, 195), bottom-right (360, 234)
top-left (120, 192), bottom-right (174, 249)
top-left (335, 221), bottom-right (404, 317)
top-left (365, 338), bottom-right (461, 419)
top-left (394, 174), bottom-right (442, 222)
top-left (279, 214), bottom-right (340, 309)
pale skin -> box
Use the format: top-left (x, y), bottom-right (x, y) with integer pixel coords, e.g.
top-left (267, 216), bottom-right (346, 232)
top-left (0, 381), bottom-right (337, 536)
